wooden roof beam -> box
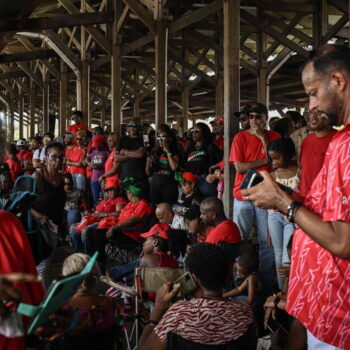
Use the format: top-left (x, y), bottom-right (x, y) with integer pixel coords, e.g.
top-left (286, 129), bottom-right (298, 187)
top-left (0, 50), bottom-right (57, 64)
top-left (241, 9), bottom-right (309, 58)
top-left (58, 0), bottom-right (112, 55)
top-left (122, 0), bottom-right (156, 34)
top-left (0, 70), bottom-right (26, 80)
top-left (257, 1), bottom-right (317, 13)
top-left (0, 11), bottom-right (113, 34)
top-left (17, 62), bottom-right (43, 89)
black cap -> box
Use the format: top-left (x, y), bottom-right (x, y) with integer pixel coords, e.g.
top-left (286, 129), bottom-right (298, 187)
top-left (234, 104), bottom-right (251, 117)
top-left (0, 162), bottom-right (10, 175)
top-left (247, 103), bottom-right (268, 115)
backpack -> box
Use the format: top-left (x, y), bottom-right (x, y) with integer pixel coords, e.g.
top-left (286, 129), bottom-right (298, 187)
top-left (2, 175), bottom-right (52, 265)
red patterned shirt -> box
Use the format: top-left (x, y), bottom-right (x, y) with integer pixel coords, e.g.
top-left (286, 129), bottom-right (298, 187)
top-left (154, 299), bottom-right (254, 345)
top-left (287, 123), bottom-right (350, 349)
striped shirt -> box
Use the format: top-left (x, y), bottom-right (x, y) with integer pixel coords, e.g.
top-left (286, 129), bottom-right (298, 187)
top-left (154, 298), bottom-right (254, 345)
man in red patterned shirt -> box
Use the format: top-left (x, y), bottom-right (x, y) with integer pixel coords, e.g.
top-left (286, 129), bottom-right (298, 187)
top-left (242, 44), bottom-right (350, 349)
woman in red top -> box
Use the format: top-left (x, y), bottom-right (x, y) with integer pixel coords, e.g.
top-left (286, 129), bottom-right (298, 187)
top-left (67, 129), bottom-right (87, 191)
top-left (99, 132), bottom-right (119, 189)
top-left (5, 144), bottom-right (21, 182)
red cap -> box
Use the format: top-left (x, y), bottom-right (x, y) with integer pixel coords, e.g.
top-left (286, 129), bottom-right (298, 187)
top-left (104, 178), bottom-right (120, 191)
top-left (92, 135), bottom-right (106, 148)
top-left (182, 172), bottom-right (197, 184)
top-left (210, 116), bottom-right (224, 124)
top-left (141, 224), bottom-right (170, 240)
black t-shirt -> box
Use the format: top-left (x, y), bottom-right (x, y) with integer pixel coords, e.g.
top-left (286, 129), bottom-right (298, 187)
top-left (150, 148), bottom-right (179, 186)
top-left (118, 136), bottom-right (147, 181)
top-left (183, 143), bottom-right (223, 176)
top-left (177, 191), bottom-right (202, 209)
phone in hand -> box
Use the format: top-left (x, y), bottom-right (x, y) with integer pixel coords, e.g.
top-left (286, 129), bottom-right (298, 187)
top-left (172, 272), bottom-right (197, 298)
top-left (240, 169), bottom-right (264, 190)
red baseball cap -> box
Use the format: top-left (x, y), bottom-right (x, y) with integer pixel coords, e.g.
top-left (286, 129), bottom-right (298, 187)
top-left (210, 116), bottom-right (224, 124)
top-left (104, 178), bottom-right (120, 192)
top-left (92, 135), bottom-right (106, 148)
top-left (182, 172), bottom-right (197, 184)
top-left (141, 224), bottom-right (171, 240)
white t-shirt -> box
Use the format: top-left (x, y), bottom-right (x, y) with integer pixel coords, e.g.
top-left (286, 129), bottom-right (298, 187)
top-left (33, 147), bottom-right (46, 162)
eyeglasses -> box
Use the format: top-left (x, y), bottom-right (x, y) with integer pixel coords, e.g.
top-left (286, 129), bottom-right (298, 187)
top-left (43, 137), bottom-right (52, 141)
top-left (305, 109), bottom-right (325, 115)
top-left (192, 129), bottom-right (202, 134)
top-left (157, 136), bottom-right (167, 141)
top-left (248, 113), bottom-right (263, 120)
top-left (127, 123), bottom-right (138, 127)
top-left (49, 155), bottom-right (64, 161)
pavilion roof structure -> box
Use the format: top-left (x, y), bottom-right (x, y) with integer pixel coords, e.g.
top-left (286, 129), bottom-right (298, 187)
top-left (0, 0), bottom-right (349, 137)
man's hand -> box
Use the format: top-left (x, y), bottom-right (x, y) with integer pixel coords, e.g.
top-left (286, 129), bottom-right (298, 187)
top-left (264, 295), bottom-right (277, 328)
top-left (0, 273), bottom-right (41, 317)
top-left (249, 124), bottom-right (266, 140)
top-left (155, 281), bottom-right (181, 313)
top-left (278, 265), bottom-right (290, 278)
top-left (241, 171), bottom-right (292, 212)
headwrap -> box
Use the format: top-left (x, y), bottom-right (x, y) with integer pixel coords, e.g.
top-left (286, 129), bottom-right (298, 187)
top-left (121, 177), bottom-right (142, 197)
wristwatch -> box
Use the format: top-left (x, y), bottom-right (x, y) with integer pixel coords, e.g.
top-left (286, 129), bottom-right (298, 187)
top-left (286, 201), bottom-right (302, 223)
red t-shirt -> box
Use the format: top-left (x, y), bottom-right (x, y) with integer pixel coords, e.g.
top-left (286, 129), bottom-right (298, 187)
top-left (229, 130), bottom-right (281, 200)
top-left (67, 123), bottom-right (89, 135)
top-left (205, 220), bottom-right (241, 245)
top-left (118, 200), bottom-right (153, 241)
top-left (68, 146), bottom-right (86, 175)
top-left (17, 149), bottom-right (32, 162)
top-left (104, 150), bottom-right (119, 188)
top-left (64, 145), bottom-right (74, 174)
top-left (0, 211), bottom-right (44, 350)
top-left (95, 197), bottom-right (127, 213)
top-left (298, 131), bottom-right (336, 198)
top-left (6, 158), bottom-right (21, 182)
top-left (213, 135), bottom-right (224, 151)
top-left (287, 124), bottom-right (350, 349)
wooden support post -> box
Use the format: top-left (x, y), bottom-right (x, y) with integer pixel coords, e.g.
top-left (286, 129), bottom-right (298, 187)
top-left (313, 0), bottom-right (327, 48)
top-left (155, 20), bottom-right (167, 127)
top-left (81, 60), bottom-right (90, 126)
top-left (19, 91), bottom-right (24, 139)
top-left (257, 10), bottom-right (268, 106)
top-left (182, 85), bottom-right (189, 132)
top-left (215, 77), bottom-right (224, 116)
top-left (101, 100), bottom-right (106, 129)
top-left (9, 100), bottom-right (14, 141)
top-left (134, 95), bottom-right (140, 119)
top-left (111, 40), bottom-right (122, 132)
top-left (60, 60), bottom-right (68, 137)
top-left (43, 74), bottom-right (49, 133)
top-left (223, 0), bottom-right (240, 218)
top-left (30, 81), bottom-right (35, 137)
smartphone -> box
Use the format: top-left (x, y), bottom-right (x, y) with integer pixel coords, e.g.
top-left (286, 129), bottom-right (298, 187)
top-left (172, 272), bottom-right (197, 298)
top-left (240, 169), bottom-right (264, 190)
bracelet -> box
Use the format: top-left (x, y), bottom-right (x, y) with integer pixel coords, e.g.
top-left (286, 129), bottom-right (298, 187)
top-left (286, 201), bottom-right (302, 223)
top-left (167, 153), bottom-right (172, 157)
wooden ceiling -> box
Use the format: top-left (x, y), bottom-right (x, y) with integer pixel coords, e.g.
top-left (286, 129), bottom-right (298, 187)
top-left (0, 0), bottom-right (349, 131)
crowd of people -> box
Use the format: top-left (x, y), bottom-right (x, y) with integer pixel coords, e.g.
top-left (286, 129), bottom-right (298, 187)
top-left (0, 43), bottom-right (350, 350)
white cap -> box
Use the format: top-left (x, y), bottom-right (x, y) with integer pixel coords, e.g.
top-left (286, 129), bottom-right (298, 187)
top-left (16, 140), bottom-right (25, 146)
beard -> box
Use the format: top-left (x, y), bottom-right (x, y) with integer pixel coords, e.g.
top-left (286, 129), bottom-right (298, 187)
top-left (323, 86), bottom-right (343, 126)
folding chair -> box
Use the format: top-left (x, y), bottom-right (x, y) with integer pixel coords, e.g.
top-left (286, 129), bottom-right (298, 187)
top-left (105, 214), bottom-right (156, 266)
top-left (101, 266), bottom-right (183, 350)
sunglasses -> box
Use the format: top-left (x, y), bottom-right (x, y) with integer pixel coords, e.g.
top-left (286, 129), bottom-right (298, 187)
top-left (127, 123), bottom-right (138, 127)
top-left (157, 136), bottom-right (167, 141)
top-left (192, 129), bottom-right (202, 134)
top-left (49, 155), bottom-right (64, 161)
top-left (248, 114), bottom-right (263, 120)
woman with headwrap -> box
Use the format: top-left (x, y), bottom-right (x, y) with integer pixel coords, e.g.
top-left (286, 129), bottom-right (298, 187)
top-left (85, 177), bottom-right (153, 269)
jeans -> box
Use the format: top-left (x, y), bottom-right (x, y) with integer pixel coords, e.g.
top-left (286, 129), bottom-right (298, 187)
top-left (71, 173), bottom-right (86, 191)
top-left (268, 212), bottom-right (294, 289)
top-left (91, 181), bottom-right (102, 203)
top-left (70, 222), bottom-right (99, 253)
top-left (67, 209), bottom-right (82, 231)
top-left (36, 228), bottom-right (58, 290)
top-left (233, 198), bottom-right (275, 295)
top-left (110, 258), bottom-right (141, 282)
